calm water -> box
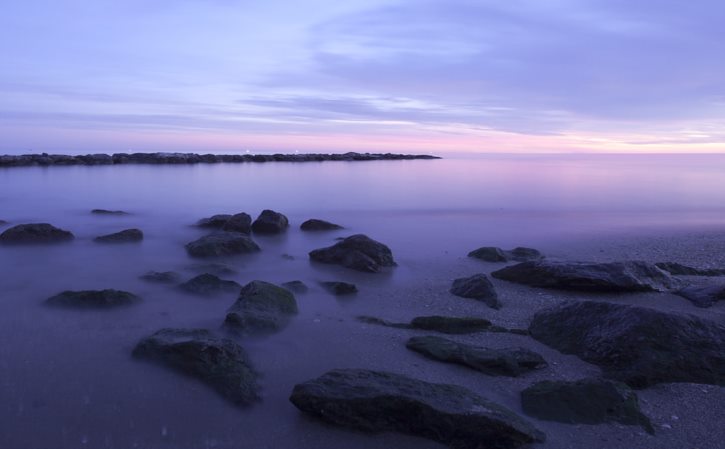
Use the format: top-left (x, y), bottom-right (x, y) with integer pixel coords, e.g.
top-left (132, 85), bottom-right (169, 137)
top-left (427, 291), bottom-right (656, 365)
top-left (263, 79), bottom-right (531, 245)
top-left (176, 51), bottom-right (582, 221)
top-left (1, 153), bottom-right (725, 449)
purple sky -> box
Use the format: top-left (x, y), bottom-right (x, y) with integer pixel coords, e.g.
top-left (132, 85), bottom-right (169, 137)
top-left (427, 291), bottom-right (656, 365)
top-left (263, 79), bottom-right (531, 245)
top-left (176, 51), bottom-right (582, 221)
top-left (2, 0), bottom-right (724, 153)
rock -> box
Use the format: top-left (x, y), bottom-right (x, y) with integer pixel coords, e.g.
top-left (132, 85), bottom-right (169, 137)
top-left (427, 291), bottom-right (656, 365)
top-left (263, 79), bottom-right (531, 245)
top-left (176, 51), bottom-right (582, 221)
top-left (180, 274), bottom-right (241, 296)
top-left (186, 263), bottom-right (237, 276)
top-left (449, 274), bottom-right (501, 309)
top-left (139, 271), bottom-right (181, 284)
top-left (409, 316), bottom-right (509, 334)
top-left (224, 281), bottom-right (298, 334)
top-left (300, 219), bottom-right (343, 231)
top-left (468, 246), bottom-right (542, 262)
top-left (132, 328), bottom-right (259, 406)
top-left (0, 223), bottom-right (74, 244)
top-left (196, 214), bottom-right (232, 228)
top-left (282, 280), bottom-right (308, 294)
top-left (320, 281), bottom-right (357, 295)
top-left (521, 378), bottom-right (654, 433)
top-left (406, 336), bottom-right (547, 377)
top-left (675, 285), bottom-right (725, 308)
top-left (289, 369), bottom-right (545, 449)
top-left (529, 300), bottom-right (725, 388)
top-left (656, 262), bottom-right (725, 276)
top-left (251, 209), bottom-right (289, 234)
top-left (492, 260), bottom-right (681, 293)
top-left (94, 228), bottom-right (143, 243)
top-left (309, 234), bottom-right (396, 273)
top-left (45, 289), bottom-right (140, 308)
top-left (222, 213), bottom-right (252, 234)
top-left (91, 209), bottom-right (129, 215)
top-left (185, 232), bottom-right (260, 258)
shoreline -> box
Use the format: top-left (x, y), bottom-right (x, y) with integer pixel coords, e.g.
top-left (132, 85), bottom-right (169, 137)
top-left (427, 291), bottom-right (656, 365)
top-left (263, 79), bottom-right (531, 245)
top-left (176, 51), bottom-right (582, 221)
top-left (0, 151), bottom-right (440, 167)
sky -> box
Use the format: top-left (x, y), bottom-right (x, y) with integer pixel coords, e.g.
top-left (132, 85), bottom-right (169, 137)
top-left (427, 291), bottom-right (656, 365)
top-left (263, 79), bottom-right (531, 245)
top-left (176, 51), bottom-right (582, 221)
top-left (1, 0), bottom-right (724, 154)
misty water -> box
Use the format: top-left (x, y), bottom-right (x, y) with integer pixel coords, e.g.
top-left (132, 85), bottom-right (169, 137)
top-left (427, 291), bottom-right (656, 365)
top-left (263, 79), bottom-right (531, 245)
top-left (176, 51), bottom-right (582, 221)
top-left (2, 153), bottom-right (725, 449)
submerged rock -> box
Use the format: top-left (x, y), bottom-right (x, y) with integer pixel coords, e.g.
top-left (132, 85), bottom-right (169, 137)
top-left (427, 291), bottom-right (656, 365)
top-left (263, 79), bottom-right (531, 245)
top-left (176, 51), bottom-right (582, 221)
top-left (224, 281), bottom-right (298, 334)
top-left (309, 234), bottom-right (396, 273)
top-left (140, 271), bottom-right (180, 284)
top-left (94, 228), bottom-right (143, 243)
top-left (320, 281), bottom-right (357, 295)
top-left (357, 315), bottom-right (514, 334)
top-left (300, 219), bottom-right (343, 231)
top-left (45, 289), bottom-right (140, 308)
top-left (675, 284), bottom-right (725, 308)
top-left (185, 232), bottom-right (260, 258)
top-left (0, 223), bottom-right (74, 244)
top-left (289, 369), bottom-right (545, 449)
top-left (91, 209), bottom-right (129, 215)
top-left (521, 378), bottom-right (653, 433)
top-left (406, 336), bottom-right (547, 377)
top-left (251, 210), bottom-right (289, 234)
top-left (281, 280), bottom-right (308, 294)
top-left (0, 220), bottom-right (7, 225)
top-left (529, 300), bottom-right (725, 388)
top-left (222, 213), bottom-right (252, 234)
top-left (656, 262), bottom-right (725, 276)
top-left (196, 214), bottom-right (232, 229)
top-left (449, 274), bottom-right (501, 309)
top-left (492, 260), bottom-right (681, 292)
top-left (468, 246), bottom-right (542, 262)
top-left (132, 328), bottom-right (259, 406)
top-left (186, 263), bottom-right (237, 276)
top-left (180, 274), bottom-right (241, 296)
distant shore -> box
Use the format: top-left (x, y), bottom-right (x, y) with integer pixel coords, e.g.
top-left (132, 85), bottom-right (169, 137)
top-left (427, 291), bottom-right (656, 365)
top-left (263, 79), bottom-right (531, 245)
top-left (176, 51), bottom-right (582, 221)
top-left (0, 152), bottom-right (440, 167)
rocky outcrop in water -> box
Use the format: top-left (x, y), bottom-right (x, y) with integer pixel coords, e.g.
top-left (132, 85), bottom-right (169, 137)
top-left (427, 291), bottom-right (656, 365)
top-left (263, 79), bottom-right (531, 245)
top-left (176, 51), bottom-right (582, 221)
top-left (655, 262), bottom-right (725, 276)
top-left (185, 232), bottom-right (260, 258)
top-left (132, 328), bottom-right (259, 406)
top-left (309, 234), bottom-right (396, 273)
top-left (449, 274), bottom-right (501, 309)
top-left (529, 300), bottom-right (725, 388)
top-left (289, 369), bottom-right (545, 449)
top-left (94, 228), bottom-right (143, 243)
top-left (0, 223), bottom-right (74, 244)
top-left (492, 260), bottom-right (681, 292)
top-left (222, 213), bottom-right (252, 234)
top-left (300, 219), bottom-right (343, 231)
top-left (179, 274), bottom-right (241, 296)
top-left (521, 378), bottom-right (653, 433)
top-left (675, 284), bottom-right (725, 308)
top-left (45, 289), bottom-right (140, 308)
top-left (468, 246), bottom-right (542, 262)
top-left (320, 281), bottom-right (358, 295)
top-left (281, 280), bottom-right (308, 294)
top-left (224, 281), bottom-right (298, 334)
top-left (139, 271), bottom-right (181, 284)
top-left (196, 214), bottom-right (232, 229)
top-left (251, 210), bottom-right (289, 234)
top-left (406, 336), bottom-right (547, 376)
top-left (91, 209), bottom-right (129, 215)
top-left (357, 315), bottom-right (514, 334)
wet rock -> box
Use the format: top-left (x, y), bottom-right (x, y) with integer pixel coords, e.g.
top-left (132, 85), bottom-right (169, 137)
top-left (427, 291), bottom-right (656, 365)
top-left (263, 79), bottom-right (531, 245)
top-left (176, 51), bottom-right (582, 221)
top-left (468, 246), bottom-right (542, 262)
top-left (406, 336), bottom-right (547, 377)
top-left (0, 223), bottom-right (74, 244)
top-left (222, 213), bottom-right (252, 234)
top-left (251, 210), bottom-right (289, 234)
top-left (196, 214), bottom-right (232, 228)
top-left (529, 300), bottom-right (725, 388)
top-left (300, 219), bottom-right (343, 231)
top-left (45, 289), bottom-right (140, 308)
top-left (656, 262), bottom-right (725, 276)
top-left (409, 316), bottom-right (509, 334)
top-left (180, 274), bottom-right (241, 296)
top-left (309, 234), bottom-right (396, 273)
top-left (224, 281), bottom-right (298, 334)
top-left (186, 263), bottom-right (237, 276)
top-left (449, 274), bottom-right (501, 309)
top-left (132, 328), bottom-right (259, 406)
top-left (282, 280), bottom-right (308, 294)
top-left (320, 281), bottom-right (357, 295)
top-left (289, 369), bottom-right (545, 449)
top-left (185, 232), bottom-right (260, 258)
top-left (675, 284), bottom-right (725, 308)
top-left (521, 378), bottom-right (654, 433)
top-left (139, 271), bottom-right (181, 284)
top-left (492, 260), bottom-right (681, 292)
top-left (91, 209), bottom-right (129, 215)
top-left (94, 228), bottom-right (143, 243)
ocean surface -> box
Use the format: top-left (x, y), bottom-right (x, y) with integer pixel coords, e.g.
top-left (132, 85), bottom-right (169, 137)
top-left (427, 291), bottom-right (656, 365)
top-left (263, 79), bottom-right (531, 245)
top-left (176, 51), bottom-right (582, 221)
top-left (1, 153), bottom-right (725, 449)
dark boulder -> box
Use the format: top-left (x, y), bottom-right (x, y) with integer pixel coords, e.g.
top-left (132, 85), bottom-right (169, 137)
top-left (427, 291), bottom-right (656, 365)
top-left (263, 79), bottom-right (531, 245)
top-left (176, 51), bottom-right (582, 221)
top-left (185, 232), bottom-right (260, 258)
top-left (281, 280), bottom-right (308, 294)
top-left (132, 328), bottom-right (259, 406)
top-left (45, 289), bottom-right (140, 308)
top-left (222, 213), bottom-right (252, 234)
top-left (656, 262), bottom-right (725, 276)
top-left (0, 223), bottom-right (74, 244)
top-left (140, 271), bottom-right (180, 284)
top-left (300, 219), bottom-right (343, 231)
top-left (406, 336), bottom-right (547, 377)
top-left (521, 378), bottom-right (653, 433)
top-left (320, 281), bottom-right (357, 295)
top-left (180, 274), bottom-right (241, 296)
top-left (309, 234), bottom-right (396, 273)
top-left (468, 246), bottom-right (542, 262)
top-left (675, 284), bottom-right (725, 308)
top-left (195, 214), bottom-right (232, 228)
top-left (251, 209), bottom-right (289, 234)
top-left (409, 316), bottom-right (509, 334)
top-left (94, 228), bottom-right (143, 243)
top-left (91, 209), bottom-right (129, 215)
top-left (492, 260), bottom-right (681, 292)
top-left (450, 274), bottom-right (501, 309)
top-left (289, 369), bottom-right (545, 449)
top-left (529, 300), bottom-right (725, 388)
top-left (224, 281), bottom-right (298, 334)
